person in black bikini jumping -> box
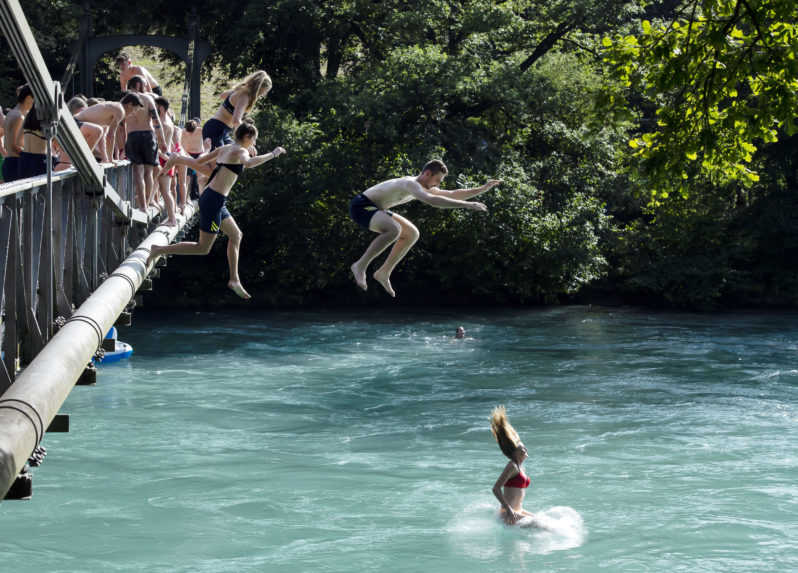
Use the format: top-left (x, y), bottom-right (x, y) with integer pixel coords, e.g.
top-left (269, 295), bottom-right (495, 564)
top-left (148, 121), bottom-right (285, 299)
top-left (202, 70), bottom-right (272, 151)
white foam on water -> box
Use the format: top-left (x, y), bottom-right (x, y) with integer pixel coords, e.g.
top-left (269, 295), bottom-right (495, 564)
top-left (446, 502), bottom-right (586, 559)
top-left (516, 506), bottom-right (586, 554)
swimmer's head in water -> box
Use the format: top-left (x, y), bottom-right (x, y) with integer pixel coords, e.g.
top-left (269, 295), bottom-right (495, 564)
top-left (490, 405), bottom-right (523, 460)
top-left (455, 326), bottom-right (466, 339)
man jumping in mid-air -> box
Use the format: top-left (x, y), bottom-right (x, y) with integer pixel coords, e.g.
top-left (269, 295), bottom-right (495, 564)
top-left (349, 159), bottom-right (502, 297)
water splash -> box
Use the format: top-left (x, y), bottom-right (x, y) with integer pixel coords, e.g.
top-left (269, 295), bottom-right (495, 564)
top-left (447, 502), bottom-right (586, 558)
top-left (518, 506), bottom-right (586, 554)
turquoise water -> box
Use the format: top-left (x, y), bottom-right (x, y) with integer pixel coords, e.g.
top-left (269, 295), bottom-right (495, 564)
top-left (1, 307), bottom-right (796, 572)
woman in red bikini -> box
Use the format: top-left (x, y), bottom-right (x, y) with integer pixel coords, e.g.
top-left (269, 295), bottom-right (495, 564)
top-left (490, 406), bottom-right (536, 525)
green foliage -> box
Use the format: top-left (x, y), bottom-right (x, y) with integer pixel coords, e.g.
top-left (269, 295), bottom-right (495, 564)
top-left (602, 0), bottom-right (798, 203)
top-left (10, 0), bottom-right (798, 309)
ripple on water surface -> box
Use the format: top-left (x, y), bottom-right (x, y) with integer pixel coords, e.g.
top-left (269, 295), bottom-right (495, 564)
top-left (2, 308), bottom-right (796, 573)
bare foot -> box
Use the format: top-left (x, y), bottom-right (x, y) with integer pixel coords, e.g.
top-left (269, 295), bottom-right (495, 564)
top-left (351, 262), bottom-right (367, 291)
top-left (165, 218), bottom-right (177, 227)
top-left (373, 269), bottom-right (395, 298)
top-left (228, 280), bottom-right (252, 300)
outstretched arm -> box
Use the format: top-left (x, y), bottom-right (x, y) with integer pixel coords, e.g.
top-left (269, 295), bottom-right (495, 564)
top-left (406, 180), bottom-right (487, 211)
top-left (162, 147), bottom-right (223, 174)
top-left (429, 179), bottom-right (502, 200)
top-left (244, 146), bottom-right (285, 169)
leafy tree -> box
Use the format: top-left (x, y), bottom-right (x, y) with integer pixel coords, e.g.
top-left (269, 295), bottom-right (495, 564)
top-left (603, 0), bottom-right (798, 203)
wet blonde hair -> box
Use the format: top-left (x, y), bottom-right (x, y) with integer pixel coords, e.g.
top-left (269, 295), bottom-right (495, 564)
top-left (231, 70), bottom-right (272, 112)
top-left (490, 405), bottom-right (522, 459)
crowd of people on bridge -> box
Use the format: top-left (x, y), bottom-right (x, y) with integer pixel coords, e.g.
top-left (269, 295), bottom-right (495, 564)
top-left (0, 53), bottom-right (281, 228)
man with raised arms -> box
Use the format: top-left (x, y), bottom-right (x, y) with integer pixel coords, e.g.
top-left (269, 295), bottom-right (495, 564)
top-left (349, 159), bottom-right (502, 297)
top-left (123, 76), bottom-right (167, 211)
top-left (116, 51), bottom-right (162, 95)
top-left (69, 97), bottom-right (125, 162)
top-left (2, 84), bottom-right (34, 183)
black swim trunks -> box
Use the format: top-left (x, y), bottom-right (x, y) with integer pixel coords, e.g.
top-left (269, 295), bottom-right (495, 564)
top-left (18, 151), bottom-right (54, 179)
top-left (124, 130), bottom-right (158, 166)
top-left (349, 193), bottom-right (392, 230)
top-left (198, 187), bottom-right (231, 234)
top-left (2, 156), bottom-right (20, 182)
top-left (202, 118), bottom-right (233, 151)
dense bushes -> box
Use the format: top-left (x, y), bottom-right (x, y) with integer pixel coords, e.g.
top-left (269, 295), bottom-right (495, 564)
top-left (5, 1), bottom-right (797, 309)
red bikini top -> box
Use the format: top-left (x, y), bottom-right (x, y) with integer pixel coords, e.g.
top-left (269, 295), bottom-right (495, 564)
top-left (505, 469), bottom-right (531, 489)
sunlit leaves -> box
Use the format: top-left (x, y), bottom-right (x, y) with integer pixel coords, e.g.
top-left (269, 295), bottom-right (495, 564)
top-left (601, 0), bottom-right (798, 204)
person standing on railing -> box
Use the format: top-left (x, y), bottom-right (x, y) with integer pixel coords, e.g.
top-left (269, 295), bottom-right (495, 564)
top-left (116, 51), bottom-right (162, 96)
top-left (69, 97), bottom-right (125, 162)
top-left (202, 71), bottom-right (272, 150)
top-left (167, 109), bottom-right (188, 213)
top-left (123, 76), bottom-right (168, 212)
top-left (181, 118), bottom-right (210, 199)
top-left (2, 84), bottom-right (33, 183)
top-left (154, 96), bottom-right (178, 226)
top-left (149, 120), bottom-right (286, 299)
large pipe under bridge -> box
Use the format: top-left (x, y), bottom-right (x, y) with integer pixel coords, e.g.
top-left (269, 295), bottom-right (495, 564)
top-left (0, 166), bottom-right (197, 502)
top-left (0, 0), bottom-right (199, 500)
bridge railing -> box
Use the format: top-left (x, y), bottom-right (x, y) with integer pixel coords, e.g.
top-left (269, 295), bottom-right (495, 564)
top-left (0, 0), bottom-right (202, 502)
top-left (0, 163), bottom-right (139, 394)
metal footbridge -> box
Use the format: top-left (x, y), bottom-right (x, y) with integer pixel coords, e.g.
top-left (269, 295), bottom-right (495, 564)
top-left (0, 0), bottom-right (200, 500)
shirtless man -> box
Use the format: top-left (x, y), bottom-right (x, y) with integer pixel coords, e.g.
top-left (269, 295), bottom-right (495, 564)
top-left (123, 76), bottom-right (167, 211)
top-left (180, 117), bottom-right (210, 199)
top-left (56, 94), bottom-right (140, 172)
top-left (116, 52), bottom-right (161, 95)
top-left (2, 84), bottom-right (34, 183)
top-left (69, 97), bottom-right (125, 162)
top-left (154, 96), bottom-right (178, 225)
top-left (348, 159), bottom-right (502, 297)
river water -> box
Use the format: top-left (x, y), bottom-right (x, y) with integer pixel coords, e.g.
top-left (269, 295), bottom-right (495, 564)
top-left (1, 307), bottom-right (795, 572)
